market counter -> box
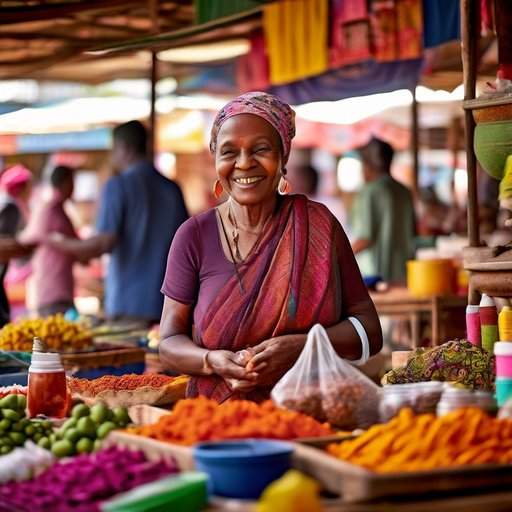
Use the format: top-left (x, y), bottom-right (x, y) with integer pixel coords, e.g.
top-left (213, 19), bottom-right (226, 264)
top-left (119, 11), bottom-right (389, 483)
top-left (370, 287), bottom-right (467, 347)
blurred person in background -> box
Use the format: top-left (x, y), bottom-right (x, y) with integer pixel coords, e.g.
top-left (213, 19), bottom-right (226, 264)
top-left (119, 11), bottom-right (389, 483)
top-left (21, 166), bottom-right (81, 317)
top-left (0, 165), bottom-right (35, 326)
top-left (350, 138), bottom-right (415, 283)
top-left (48, 120), bottom-right (188, 324)
top-left (288, 164), bottom-right (347, 229)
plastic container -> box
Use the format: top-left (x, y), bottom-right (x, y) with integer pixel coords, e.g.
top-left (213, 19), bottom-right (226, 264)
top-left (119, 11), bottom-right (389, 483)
top-left (101, 472), bottom-right (208, 512)
top-left (494, 342), bottom-right (512, 378)
top-left (193, 439), bottom-right (294, 500)
top-left (27, 339), bottom-right (68, 418)
top-left (380, 382), bottom-right (443, 422)
top-left (406, 259), bottom-right (455, 298)
top-left (499, 306), bottom-right (512, 341)
top-left (496, 378), bottom-right (512, 407)
top-left (436, 386), bottom-right (476, 416)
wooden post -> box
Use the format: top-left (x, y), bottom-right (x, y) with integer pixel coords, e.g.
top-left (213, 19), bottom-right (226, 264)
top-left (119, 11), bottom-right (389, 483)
top-left (411, 87), bottom-right (419, 197)
top-left (148, 0), bottom-right (159, 163)
top-left (461, 0), bottom-right (480, 247)
top-left (149, 51), bottom-right (157, 163)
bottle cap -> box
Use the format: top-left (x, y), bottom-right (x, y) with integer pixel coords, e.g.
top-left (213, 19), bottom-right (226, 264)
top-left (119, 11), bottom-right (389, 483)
top-left (479, 294), bottom-right (496, 308)
top-left (29, 337), bottom-right (63, 373)
top-left (466, 305), bottom-right (480, 314)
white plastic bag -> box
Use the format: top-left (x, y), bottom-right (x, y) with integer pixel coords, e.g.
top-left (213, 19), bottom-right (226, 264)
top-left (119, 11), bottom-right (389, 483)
top-left (271, 324), bottom-right (380, 429)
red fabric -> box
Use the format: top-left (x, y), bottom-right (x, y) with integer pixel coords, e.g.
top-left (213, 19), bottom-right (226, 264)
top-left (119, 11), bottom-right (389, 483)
top-left (187, 195), bottom-right (343, 403)
top-left (329, 0), bottom-right (371, 68)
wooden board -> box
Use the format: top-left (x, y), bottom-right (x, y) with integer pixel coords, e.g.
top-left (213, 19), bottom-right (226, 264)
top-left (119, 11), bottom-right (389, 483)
top-left (293, 443), bottom-right (512, 503)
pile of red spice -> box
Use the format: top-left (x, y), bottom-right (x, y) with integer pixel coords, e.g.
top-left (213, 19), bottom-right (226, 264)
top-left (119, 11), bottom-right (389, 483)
top-left (69, 373), bottom-right (175, 395)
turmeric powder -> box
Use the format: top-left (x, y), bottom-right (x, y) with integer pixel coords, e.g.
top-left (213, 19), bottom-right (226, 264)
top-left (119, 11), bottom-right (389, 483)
top-left (129, 397), bottom-right (334, 445)
top-left (328, 407), bottom-right (512, 473)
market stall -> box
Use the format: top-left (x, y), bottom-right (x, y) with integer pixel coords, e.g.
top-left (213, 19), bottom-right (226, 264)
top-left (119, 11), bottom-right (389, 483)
top-left (1, 0), bottom-right (512, 510)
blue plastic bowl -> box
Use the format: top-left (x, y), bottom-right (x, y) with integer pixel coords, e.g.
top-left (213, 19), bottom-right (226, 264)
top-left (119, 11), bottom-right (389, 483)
top-left (363, 275), bottom-right (382, 290)
top-left (193, 439), bottom-right (294, 500)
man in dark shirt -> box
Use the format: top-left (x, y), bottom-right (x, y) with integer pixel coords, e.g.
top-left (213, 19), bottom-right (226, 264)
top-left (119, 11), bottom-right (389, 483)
top-left (49, 121), bottom-right (188, 323)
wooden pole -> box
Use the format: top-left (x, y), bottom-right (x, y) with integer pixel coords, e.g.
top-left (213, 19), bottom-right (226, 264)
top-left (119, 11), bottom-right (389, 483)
top-left (148, 0), bottom-right (159, 163)
top-left (149, 51), bottom-right (157, 163)
top-left (461, 0), bottom-right (480, 247)
top-left (411, 87), bottom-right (419, 197)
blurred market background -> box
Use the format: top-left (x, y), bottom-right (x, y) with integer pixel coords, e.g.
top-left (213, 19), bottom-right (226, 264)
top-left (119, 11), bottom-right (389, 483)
top-left (0, 0), bottom-right (501, 357)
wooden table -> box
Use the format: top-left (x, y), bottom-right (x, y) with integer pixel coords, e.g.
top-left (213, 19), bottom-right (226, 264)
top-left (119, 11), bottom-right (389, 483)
top-left (369, 287), bottom-right (467, 347)
top-left (209, 491), bottom-right (512, 511)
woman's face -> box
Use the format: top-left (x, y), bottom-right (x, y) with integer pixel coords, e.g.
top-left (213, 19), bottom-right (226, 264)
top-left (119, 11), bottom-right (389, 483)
top-left (215, 114), bottom-right (282, 206)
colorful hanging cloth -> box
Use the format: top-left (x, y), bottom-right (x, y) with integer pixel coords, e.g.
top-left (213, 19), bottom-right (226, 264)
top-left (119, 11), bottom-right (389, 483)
top-left (237, 31), bottom-right (270, 92)
top-left (263, 0), bottom-right (328, 85)
top-left (329, 0), bottom-right (371, 68)
top-left (369, 0), bottom-right (423, 61)
top-left (422, 0), bottom-right (460, 48)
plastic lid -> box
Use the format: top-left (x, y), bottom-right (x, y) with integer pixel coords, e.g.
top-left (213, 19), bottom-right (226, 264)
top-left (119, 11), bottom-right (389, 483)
top-left (494, 341), bottom-right (512, 356)
top-left (480, 294), bottom-right (496, 307)
top-left (501, 306), bottom-right (512, 313)
top-left (29, 351), bottom-right (64, 373)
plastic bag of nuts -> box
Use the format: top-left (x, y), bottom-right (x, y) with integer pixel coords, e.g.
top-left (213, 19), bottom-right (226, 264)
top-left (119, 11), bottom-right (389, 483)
top-left (272, 324), bottom-right (380, 429)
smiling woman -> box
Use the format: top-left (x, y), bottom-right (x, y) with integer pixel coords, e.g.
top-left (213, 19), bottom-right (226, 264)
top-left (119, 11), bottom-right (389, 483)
top-left (158, 92), bottom-right (382, 403)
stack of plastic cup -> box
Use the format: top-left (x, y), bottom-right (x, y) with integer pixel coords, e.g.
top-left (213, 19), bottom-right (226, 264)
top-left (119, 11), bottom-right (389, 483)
top-left (480, 294), bottom-right (498, 353)
top-left (494, 342), bottom-right (512, 406)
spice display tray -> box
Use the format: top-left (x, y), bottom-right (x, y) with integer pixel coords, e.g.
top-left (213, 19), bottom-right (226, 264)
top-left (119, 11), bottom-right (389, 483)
top-left (126, 404), bottom-right (355, 446)
top-left (293, 442), bottom-right (512, 503)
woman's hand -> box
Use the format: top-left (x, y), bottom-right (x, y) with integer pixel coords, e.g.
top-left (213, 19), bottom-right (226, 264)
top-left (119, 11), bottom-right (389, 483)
top-left (244, 335), bottom-right (306, 387)
top-left (208, 350), bottom-right (258, 381)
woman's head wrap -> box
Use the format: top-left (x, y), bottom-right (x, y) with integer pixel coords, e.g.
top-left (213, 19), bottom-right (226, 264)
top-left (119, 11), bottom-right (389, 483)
top-left (210, 91), bottom-right (296, 163)
top-left (1, 165), bottom-right (32, 197)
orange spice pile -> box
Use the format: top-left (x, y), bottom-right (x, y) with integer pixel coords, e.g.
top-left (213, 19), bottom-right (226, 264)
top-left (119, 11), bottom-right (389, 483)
top-left (69, 373), bottom-right (176, 395)
top-left (129, 396), bottom-right (334, 445)
top-left (328, 407), bottom-right (512, 473)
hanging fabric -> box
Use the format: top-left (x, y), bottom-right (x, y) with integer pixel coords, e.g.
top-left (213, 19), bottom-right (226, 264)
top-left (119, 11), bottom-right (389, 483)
top-left (422, 0), bottom-right (460, 48)
top-left (369, 0), bottom-right (423, 61)
top-left (237, 31), bottom-right (270, 92)
top-left (329, 0), bottom-right (371, 68)
top-left (263, 0), bottom-right (328, 85)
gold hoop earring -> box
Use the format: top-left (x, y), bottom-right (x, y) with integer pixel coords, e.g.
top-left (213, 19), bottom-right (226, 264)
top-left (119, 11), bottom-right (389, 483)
top-left (278, 176), bottom-right (291, 196)
top-left (213, 179), bottom-right (224, 199)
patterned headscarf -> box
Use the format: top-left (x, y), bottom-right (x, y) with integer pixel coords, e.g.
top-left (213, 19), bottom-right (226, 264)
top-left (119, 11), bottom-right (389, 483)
top-left (210, 91), bottom-right (296, 163)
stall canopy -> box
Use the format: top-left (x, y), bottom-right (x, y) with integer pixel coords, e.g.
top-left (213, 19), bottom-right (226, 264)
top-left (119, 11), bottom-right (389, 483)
top-left (0, 0), bottom-right (195, 83)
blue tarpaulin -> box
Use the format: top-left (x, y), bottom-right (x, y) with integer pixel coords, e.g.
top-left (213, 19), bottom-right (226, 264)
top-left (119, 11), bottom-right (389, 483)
top-left (269, 58), bottom-right (424, 105)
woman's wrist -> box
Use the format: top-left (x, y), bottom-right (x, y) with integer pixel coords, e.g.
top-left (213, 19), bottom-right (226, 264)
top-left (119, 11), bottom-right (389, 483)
top-left (202, 350), bottom-right (214, 375)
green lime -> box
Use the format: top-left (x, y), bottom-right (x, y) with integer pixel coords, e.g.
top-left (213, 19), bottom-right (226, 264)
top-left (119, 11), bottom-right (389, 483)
top-left (16, 395), bottom-right (27, 411)
top-left (33, 433), bottom-right (43, 443)
top-left (64, 428), bottom-right (81, 444)
top-left (49, 433), bottom-right (57, 444)
top-left (0, 445), bottom-right (12, 455)
top-left (37, 437), bottom-right (51, 450)
top-left (76, 416), bottom-right (96, 439)
top-left (11, 421), bottom-right (23, 432)
top-left (93, 439), bottom-right (102, 452)
top-left (112, 407), bottom-right (130, 426)
top-left (0, 394), bottom-right (19, 410)
top-left (90, 403), bottom-right (109, 424)
top-left (1, 437), bottom-right (12, 447)
top-left (76, 437), bottom-right (94, 454)
top-left (2, 409), bottom-right (20, 422)
top-left (24, 425), bottom-right (36, 437)
top-left (0, 419), bottom-right (10, 432)
top-left (51, 439), bottom-right (74, 458)
top-left (19, 419), bottom-right (29, 429)
top-left (41, 420), bottom-right (52, 430)
top-left (71, 403), bottom-right (90, 420)
top-left (96, 421), bottom-right (116, 440)
top-left (9, 431), bottom-right (25, 446)
top-left (61, 417), bottom-right (77, 431)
